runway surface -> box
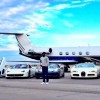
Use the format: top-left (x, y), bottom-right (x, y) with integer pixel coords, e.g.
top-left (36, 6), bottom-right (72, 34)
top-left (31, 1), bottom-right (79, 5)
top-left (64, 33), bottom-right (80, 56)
top-left (0, 73), bottom-right (100, 100)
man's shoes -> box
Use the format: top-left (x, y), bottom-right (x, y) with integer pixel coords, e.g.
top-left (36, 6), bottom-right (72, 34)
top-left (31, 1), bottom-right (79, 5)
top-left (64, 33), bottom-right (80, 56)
top-left (41, 82), bottom-right (45, 84)
top-left (46, 82), bottom-right (49, 85)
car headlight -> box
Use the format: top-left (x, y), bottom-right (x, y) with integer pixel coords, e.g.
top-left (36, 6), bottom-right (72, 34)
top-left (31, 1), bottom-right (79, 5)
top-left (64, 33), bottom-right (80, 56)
top-left (7, 71), bottom-right (10, 73)
top-left (90, 71), bottom-right (96, 72)
top-left (72, 71), bottom-right (78, 72)
top-left (54, 69), bottom-right (60, 72)
top-left (21, 70), bottom-right (25, 72)
top-left (35, 69), bottom-right (39, 72)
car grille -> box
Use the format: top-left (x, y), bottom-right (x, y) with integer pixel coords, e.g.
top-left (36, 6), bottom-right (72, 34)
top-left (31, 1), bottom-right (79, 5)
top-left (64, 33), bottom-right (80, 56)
top-left (88, 74), bottom-right (95, 76)
top-left (7, 74), bottom-right (23, 76)
top-left (81, 71), bottom-right (86, 77)
top-left (73, 74), bottom-right (79, 76)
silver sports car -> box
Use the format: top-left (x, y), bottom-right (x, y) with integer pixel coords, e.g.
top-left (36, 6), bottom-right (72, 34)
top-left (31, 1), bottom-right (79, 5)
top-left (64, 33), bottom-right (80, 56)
top-left (35, 64), bottom-right (65, 79)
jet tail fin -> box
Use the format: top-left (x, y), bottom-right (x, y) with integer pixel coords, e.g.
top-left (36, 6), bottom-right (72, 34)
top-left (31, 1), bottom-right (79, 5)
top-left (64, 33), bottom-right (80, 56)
top-left (0, 32), bottom-right (52, 56)
top-left (0, 32), bottom-right (33, 53)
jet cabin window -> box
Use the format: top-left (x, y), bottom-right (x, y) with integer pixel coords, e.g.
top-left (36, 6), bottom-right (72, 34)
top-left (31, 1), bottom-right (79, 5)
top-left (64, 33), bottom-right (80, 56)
top-left (59, 52), bottom-right (63, 55)
top-left (79, 51), bottom-right (82, 55)
top-left (72, 52), bottom-right (75, 55)
top-left (65, 52), bottom-right (69, 55)
top-left (86, 51), bottom-right (90, 55)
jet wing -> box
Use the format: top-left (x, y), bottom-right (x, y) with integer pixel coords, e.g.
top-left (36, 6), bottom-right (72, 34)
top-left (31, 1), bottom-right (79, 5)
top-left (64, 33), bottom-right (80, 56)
top-left (83, 56), bottom-right (100, 62)
top-left (6, 60), bottom-right (40, 63)
top-left (49, 60), bottom-right (78, 64)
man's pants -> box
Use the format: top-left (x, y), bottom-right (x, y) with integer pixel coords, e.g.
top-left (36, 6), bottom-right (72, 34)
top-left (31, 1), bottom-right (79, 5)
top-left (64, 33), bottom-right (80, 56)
top-left (42, 67), bottom-right (49, 82)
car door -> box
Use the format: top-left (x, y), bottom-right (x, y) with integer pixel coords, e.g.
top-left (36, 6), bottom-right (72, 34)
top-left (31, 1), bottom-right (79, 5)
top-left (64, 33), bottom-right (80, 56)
top-left (97, 66), bottom-right (100, 76)
top-left (29, 65), bottom-right (34, 77)
top-left (59, 65), bottom-right (63, 76)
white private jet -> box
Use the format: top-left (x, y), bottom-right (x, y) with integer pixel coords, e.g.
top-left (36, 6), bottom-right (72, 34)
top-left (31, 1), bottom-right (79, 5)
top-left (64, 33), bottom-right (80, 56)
top-left (0, 32), bottom-right (100, 71)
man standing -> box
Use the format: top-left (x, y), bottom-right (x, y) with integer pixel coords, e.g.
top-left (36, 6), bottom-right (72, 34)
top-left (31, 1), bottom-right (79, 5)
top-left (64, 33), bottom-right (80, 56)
top-left (40, 52), bottom-right (49, 84)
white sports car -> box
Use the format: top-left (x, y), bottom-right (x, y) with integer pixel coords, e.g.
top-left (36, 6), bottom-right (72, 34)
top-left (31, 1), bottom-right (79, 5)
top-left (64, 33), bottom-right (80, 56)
top-left (5, 64), bottom-right (36, 78)
top-left (71, 63), bottom-right (100, 79)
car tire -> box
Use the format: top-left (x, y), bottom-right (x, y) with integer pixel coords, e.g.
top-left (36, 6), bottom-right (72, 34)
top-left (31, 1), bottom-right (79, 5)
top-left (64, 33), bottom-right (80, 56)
top-left (57, 73), bottom-right (60, 79)
top-left (96, 75), bottom-right (99, 79)
top-left (6, 77), bottom-right (10, 79)
top-left (28, 71), bottom-right (31, 78)
top-left (62, 73), bottom-right (65, 77)
top-left (2, 69), bottom-right (5, 74)
top-left (36, 76), bottom-right (40, 79)
top-left (64, 67), bottom-right (68, 72)
top-left (71, 77), bottom-right (74, 79)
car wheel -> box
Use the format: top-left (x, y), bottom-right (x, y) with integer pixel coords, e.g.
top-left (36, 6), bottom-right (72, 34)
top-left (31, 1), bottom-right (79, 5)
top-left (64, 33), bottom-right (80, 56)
top-left (62, 73), bottom-right (65, 77)
top-left (96, 75), bottom-right (99, 79)
top-left (28, 71), bottom-right (31, 78)
top-left (64, 67), bottom-right (68, 72)
top-left (57, 73), bottom-right (60, 79)
top-left (36, 76), bottom-right (40, 79)
top-left (6, 77), bottom-right (10, 79)
top-left (2, 69), bottom-right (5, 74)
top-left (71, 77), bottom-right (74, 79)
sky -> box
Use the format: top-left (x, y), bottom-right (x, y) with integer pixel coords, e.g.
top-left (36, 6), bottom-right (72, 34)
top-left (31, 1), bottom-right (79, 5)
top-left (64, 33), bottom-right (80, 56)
top-left (0, 0), bottom-right (100, 60)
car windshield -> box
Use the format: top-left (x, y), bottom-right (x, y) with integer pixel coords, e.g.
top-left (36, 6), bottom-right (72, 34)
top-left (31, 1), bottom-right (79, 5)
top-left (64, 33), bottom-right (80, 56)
top-left (49, 64), bottom-right (59, 69)
top-left (75, 63), bottom-right (95, 68)
top-left (12, 64), bottom-right (28, 69)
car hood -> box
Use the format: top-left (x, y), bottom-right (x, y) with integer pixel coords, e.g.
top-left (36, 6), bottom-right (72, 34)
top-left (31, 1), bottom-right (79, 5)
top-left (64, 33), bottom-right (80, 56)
top-left (6, 69), bottom-right (29, 72)
top-left (71, 68), bottom-right (97, 72)
top-left (37, 68), bottom-right (59, 72)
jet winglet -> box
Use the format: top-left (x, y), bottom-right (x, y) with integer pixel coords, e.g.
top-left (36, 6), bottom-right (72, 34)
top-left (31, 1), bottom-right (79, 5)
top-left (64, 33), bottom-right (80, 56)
top-left (0, 32), bottom-right (23, 35)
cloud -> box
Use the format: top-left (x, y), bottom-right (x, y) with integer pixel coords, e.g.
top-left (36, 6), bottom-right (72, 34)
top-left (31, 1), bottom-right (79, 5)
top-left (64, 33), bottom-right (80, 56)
top-left (35, 33), bottom-right (98, 47)
top-left (0, 32), bottom-right (99, 51)
top-left (0, 0), bottom-right (99, 50)
top-left (0, 0), bottom-right (14, 7)
top-left (6, 44), bottom-right (18, 50)
top-left (43, 2), bottom-right (88, 12)
top-left (0, 0), bottom-right (50, 33)
top-left (0, 35), bottom-right (18, 50)
top-left (84, 0), bottom-right (95, 2)
top-left (64, 21), bottom-right (74, 27)
top-left (68, 34), bottom-right (96, 39)
top-left (5, 5), bottom-right (28, 17)
top-left (0, 22), bottom-right (19, 30)
top-left (72, 0), bottom-right (82, 4)
top-left (53, 4), bottom-right (70, 10)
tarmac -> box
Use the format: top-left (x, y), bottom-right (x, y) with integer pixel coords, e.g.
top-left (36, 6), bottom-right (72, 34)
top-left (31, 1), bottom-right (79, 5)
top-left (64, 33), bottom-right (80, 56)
top-left (0, 73), bottom-right (100, 100)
